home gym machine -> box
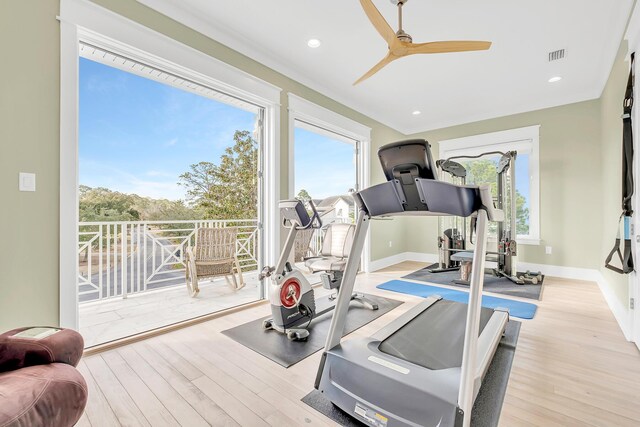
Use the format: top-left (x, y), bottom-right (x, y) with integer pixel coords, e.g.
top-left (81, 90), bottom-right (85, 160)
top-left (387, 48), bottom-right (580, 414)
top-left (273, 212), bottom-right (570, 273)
top-left (429, 159), bottom-right (467, 273)
top-left (259, 199), bottom-right (377, 341)
top-left (430, 151), bottom-right (540, 285)
top-left (315, 139), bottom-right (509, 427)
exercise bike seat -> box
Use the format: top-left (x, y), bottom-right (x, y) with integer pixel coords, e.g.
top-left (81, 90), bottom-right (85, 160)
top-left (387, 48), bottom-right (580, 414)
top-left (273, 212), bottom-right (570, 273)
top-left (305, 223), bottom-right (355, 273)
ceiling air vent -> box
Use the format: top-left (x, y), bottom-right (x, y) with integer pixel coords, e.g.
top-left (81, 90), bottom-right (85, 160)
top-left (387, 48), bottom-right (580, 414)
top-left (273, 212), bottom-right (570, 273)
top-left (548, 49), bottom-right (566, 62)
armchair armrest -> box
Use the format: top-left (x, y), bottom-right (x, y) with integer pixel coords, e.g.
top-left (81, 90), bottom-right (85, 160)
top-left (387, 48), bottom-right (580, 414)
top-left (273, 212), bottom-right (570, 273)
top-left (0, 327), bottom-right (84, 372)
top-left (185, 245), bottom-right (194, 258)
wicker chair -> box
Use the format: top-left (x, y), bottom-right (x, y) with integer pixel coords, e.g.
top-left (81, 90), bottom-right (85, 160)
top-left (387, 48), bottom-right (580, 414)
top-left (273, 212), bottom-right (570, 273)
top-left (185, 227), bottom-right (244, 297)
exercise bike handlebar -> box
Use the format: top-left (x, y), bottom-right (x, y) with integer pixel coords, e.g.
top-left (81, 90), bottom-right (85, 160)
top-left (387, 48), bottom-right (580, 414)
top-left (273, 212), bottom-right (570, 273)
top-left (304, 200), bottom-right (323, 230)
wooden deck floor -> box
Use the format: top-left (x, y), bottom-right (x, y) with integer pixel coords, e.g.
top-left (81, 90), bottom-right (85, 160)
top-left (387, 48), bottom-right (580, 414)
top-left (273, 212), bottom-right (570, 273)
top-left (76, 261), bottom-right (640, 426)
top-left (79, 272), bottom-right (262, 348)
top-left (80, 266), bottom-right (322, 348)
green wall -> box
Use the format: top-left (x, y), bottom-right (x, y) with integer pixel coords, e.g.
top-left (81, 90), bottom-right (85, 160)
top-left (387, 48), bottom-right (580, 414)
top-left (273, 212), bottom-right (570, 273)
top-left (406, 100), bottom-right (603, 268)
top-left (0, 0), bottom-right (632, 331)
top-left (0, 0), bottom-right (406, 331)
top-left (0, 1), bottom-right (61, 330)
top-left (404, 39), bottom-right (632, 314)
top-left (404, 38), bottom-right (632, 314)
top-left (599, 42), bottom-right (631, 309)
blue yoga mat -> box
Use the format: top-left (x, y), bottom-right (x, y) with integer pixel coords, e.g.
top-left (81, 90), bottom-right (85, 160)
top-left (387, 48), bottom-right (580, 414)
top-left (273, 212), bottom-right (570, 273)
top-left (377, 280), bottom-right (537, 319)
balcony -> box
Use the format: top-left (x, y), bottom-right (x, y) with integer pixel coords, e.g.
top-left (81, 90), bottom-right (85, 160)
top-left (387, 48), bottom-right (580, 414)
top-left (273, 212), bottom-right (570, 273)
top-left (78, 219), bottom-right (325, 347)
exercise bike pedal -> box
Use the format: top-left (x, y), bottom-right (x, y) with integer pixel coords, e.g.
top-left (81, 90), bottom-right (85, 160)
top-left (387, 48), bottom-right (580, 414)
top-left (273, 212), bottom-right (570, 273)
top-left (262, 319), bottom-right (274, 330)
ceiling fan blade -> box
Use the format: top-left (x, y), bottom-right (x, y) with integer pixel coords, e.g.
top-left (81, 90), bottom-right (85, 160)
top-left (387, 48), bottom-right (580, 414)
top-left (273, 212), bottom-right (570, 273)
top-left (359, 0), bottom-right (399, 47)
top-left (354, 52), bottom-right (398, 85)
top-left (405, 40), bottom-right (492, 55)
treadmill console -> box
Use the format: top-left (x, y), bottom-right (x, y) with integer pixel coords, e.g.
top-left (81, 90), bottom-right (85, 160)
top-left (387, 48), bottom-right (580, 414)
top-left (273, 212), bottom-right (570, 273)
top-left (377, 139), bottom-right (438, 212)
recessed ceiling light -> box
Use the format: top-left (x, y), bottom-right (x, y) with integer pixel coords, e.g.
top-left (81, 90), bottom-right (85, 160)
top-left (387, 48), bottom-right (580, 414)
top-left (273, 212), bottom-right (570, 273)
top-left (307, 39), bottom-right (321, 48)
top-left (412, 110), bottom-right (421, 115)
top-left (548, 76), bottom-right (562, 83)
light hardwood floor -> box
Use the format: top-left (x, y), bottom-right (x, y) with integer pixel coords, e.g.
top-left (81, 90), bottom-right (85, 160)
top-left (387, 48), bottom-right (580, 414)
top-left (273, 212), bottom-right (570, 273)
top-left (77, 261), bottom-right (640, 427)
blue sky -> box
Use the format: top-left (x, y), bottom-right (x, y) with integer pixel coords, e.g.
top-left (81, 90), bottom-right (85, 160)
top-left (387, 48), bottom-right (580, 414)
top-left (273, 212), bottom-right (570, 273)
top-left (80, 57), bottom-right (524, 208)
top-left (79, 57), bottom-right (257, 201)
top-left (81, 58), bottom-right (357, 202)
top-left (294, 127), bottom-right (356, 199)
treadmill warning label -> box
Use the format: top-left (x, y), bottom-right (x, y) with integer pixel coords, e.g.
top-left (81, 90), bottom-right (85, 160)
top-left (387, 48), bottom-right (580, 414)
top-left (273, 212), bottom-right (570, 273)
top-left (354, 402), bottom-right (388, 427)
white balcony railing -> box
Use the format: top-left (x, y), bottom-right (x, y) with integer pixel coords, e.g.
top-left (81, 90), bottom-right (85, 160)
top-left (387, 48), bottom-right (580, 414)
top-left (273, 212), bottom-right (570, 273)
top-left (78, 219), bottom-right (259, 303)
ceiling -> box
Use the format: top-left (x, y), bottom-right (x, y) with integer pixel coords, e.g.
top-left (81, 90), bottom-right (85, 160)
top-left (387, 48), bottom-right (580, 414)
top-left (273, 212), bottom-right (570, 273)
top-left (137, 0), bottom-right (634, 134)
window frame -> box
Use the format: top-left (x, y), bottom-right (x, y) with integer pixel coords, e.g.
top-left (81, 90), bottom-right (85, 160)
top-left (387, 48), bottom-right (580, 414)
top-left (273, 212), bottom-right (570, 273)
top-left (287, 94), bottom-right (372, 271)
top-left (438, 125), bottom-right (541, 245)
top-left (60, 0), bottom-right (282, 329)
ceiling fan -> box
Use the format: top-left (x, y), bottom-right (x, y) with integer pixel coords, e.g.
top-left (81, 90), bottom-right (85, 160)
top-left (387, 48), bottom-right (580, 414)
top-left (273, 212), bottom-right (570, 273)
top-left (354, 0), bottom-right (492, 85)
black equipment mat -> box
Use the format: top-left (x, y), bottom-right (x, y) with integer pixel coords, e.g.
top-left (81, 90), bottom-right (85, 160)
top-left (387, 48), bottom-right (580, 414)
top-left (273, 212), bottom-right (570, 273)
top-left (221, 294), bottom-right (402, 367)
top-left (302, 320), bottom-right (521, 427)
top-left (404, 264), bottom-right (544, 300)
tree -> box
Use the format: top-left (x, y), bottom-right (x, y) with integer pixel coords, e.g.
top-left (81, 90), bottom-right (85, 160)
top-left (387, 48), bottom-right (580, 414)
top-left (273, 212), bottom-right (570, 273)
top-left (78, 186), bottom-right (201, 222)
top-left (178, 162), bottom-right (217, 203)
top-left (79, 186), bottom-right (141, 222)
top-left (179, 130), bottom-right (258, 220)
top-left (297, 189), bottom-right (312, 203)
top-left (459, 158), bottom-right (529, 236)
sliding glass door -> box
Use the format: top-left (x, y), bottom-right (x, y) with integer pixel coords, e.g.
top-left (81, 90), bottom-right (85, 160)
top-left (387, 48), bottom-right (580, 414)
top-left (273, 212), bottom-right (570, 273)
top-left (77, 43), bottom-right (264, 347)
top-left (293, 120), bottom-right (359, 280)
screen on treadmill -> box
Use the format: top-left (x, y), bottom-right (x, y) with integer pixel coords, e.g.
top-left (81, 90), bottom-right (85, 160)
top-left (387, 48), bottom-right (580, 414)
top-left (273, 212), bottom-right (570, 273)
top-left (378, 300), bottom-right (494, 370)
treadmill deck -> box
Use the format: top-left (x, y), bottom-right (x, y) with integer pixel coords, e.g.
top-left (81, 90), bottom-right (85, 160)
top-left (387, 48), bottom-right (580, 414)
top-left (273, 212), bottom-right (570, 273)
top-left (378, 299), bottom-right (494, 370)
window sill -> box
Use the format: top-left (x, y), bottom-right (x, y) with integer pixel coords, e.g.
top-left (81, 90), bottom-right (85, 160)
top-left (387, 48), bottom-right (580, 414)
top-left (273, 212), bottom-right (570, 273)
top-left (516, 238), bottom-right (541, 246)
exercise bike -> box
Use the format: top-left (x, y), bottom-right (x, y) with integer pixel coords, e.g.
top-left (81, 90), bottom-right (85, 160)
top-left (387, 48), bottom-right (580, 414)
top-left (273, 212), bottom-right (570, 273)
top-left (259, 199), bottom-right (378, 341)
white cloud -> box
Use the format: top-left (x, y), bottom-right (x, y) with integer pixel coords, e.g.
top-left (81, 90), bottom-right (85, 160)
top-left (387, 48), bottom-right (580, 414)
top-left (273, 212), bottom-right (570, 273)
top-left (295, 167), bottom-right (355, 199)
top-left (80, 160), bottom-right (185, 201)
top-left (145, 170), bottom-right (175, 178)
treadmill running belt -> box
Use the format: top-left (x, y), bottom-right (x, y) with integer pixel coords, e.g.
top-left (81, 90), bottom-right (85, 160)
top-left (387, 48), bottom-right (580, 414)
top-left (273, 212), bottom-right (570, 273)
top-left (379, 300), bottom-right (493, 370)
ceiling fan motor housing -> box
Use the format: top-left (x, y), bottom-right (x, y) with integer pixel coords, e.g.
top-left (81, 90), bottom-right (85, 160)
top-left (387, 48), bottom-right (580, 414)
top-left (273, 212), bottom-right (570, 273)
top-left (396, 30), bottom-right (412, 43)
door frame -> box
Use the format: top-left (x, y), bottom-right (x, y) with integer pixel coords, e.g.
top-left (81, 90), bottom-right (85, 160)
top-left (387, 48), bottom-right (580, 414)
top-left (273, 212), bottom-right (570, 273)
top-left (287, 94), bottom-right (372, 272)
top-left (632, 51), bottom-right (640, 348)
top-left (59, 0), bottom-right (281, 329)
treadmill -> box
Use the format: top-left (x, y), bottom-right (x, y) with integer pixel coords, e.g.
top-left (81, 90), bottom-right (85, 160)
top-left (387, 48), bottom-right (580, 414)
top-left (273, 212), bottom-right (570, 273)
top-left (315, 139), bottom-right (510, 427)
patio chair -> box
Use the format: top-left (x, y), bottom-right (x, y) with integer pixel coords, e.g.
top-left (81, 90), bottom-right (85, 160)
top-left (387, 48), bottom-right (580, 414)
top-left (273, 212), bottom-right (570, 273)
top-left (185, 227), bottom-right (244, 297)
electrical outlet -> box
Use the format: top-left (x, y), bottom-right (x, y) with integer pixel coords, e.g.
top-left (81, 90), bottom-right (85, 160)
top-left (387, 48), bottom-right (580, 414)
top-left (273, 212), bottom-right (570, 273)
top-left (388, 241), bottom-right (393, 248)
top-left (545, 246), bottom-right (552, 255)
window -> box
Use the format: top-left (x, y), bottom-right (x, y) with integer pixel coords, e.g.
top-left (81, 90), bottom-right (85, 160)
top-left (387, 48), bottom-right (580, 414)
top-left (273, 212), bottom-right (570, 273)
top-left (60, 0), bottom-right (281, 332)
top-left (76, 45), bottom-right (267, 347)
top-left (438, 126), bottom-right (540, 244)
top-left (287, 94), bottom-right (372, 270)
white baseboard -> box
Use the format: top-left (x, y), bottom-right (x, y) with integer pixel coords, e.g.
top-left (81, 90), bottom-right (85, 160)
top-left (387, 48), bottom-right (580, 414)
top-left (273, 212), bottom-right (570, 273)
top-left (369, 254), bottom-right (632, 341)
top-left (593, 271), bottom-right (632, 341)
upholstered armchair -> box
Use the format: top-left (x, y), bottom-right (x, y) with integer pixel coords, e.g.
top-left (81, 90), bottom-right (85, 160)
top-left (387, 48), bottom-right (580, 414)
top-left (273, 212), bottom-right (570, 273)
top-left (0, 327), bottom-right (87, 427)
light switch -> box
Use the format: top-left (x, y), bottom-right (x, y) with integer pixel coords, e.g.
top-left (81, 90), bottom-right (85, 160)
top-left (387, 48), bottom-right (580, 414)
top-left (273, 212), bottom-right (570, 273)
top-left (19, 173), bottom-right (36, 192)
